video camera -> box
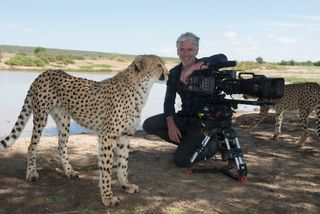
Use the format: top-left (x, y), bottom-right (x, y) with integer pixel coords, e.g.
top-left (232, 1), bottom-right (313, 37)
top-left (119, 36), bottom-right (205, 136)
top-left (185, 58), bottom-right (285, 183)
top-left (186, 60), bottom-right (284, 100)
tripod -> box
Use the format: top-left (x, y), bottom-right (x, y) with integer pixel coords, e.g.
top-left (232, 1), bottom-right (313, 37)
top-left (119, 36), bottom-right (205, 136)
top-left (186, 105), bottom-right (248, 184)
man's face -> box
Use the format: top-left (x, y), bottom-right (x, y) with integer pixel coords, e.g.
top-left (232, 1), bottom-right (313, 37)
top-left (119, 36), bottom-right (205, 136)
top-left (177, 40), bottom-right (198, 68)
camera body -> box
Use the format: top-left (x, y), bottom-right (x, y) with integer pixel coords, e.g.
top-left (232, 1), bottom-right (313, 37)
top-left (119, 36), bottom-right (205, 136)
top-left (186, 61), bottom-right (284, 100)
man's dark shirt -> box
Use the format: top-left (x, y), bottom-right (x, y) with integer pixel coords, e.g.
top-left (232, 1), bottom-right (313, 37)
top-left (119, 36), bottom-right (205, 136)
top-left (163, 54), bottom-right (228, 117)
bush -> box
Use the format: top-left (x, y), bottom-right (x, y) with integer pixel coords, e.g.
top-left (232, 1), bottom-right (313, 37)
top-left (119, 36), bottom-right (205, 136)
top-left (5, 54), bottom-right (46, 67)
top-left (34, 47), bottom-right (47, 54)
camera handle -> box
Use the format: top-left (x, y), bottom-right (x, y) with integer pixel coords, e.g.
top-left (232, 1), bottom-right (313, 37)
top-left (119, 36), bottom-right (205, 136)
top-left (186, 127), bottom-right (248, 184)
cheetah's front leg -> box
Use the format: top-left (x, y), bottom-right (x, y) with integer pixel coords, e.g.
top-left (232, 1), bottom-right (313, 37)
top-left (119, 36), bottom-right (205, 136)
top-left (115, 136), bottom-right (139, 194)
top-left (98, 134), bottom-right (120, 206)
top-left (249, 105), bottom-right (270, 133)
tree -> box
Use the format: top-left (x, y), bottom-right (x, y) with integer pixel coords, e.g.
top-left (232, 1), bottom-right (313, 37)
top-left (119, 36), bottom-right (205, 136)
top-left (34, 47), bottom-right (47, 55)
top-left (256, 57), bottom-right (264, 64)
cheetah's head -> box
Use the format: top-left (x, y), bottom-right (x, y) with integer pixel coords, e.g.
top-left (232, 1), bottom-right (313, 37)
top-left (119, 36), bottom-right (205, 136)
top-left (132, 55), bottom-right (168, 83)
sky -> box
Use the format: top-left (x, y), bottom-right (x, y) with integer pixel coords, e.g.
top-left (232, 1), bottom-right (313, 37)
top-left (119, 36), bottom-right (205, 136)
top-left (1, 0), bottom-right (319, 62)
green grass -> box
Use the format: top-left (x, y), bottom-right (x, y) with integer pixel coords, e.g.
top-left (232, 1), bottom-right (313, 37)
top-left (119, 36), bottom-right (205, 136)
top-left (0, 44), bottom-right (136, 59)
top-left (169, 208), bottom-right (194, 214)
top-left (79, 64), bottom-right (112, 70)
top-left (4, 52), bottom-right (85, 67)
top-left (79, 208), bottom-right (93, 214)
top-left (5, 54), bottom-right (46, 67)
top-left (46, 195), bottom-right (66, 204)
top-left (284, 76), bottom-right (320, 84)
top-left (235, 61), bottom-right (287, 71)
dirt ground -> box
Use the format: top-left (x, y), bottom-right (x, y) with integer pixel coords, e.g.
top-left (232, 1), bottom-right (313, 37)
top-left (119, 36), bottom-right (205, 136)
top-left (0, 111), bottom-right (319, 214)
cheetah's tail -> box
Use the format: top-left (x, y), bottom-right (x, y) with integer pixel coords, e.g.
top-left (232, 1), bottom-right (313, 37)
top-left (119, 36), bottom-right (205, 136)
top-left (0, 94), bottom-right (33, 150)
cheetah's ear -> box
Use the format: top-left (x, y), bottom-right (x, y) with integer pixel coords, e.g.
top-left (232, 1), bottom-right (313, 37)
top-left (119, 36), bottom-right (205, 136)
top-left (133, 56), bottom-right (145, 72)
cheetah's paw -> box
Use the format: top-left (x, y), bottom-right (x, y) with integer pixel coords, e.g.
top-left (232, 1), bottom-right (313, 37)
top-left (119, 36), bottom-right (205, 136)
top-left (122, 183), bottom-right (139, 194)
top-left (102, 195), bottom-right (121, 207)
top-left (65, 170), bottom-right (80, 178)
top-left (26, 171), bottom-right (39, 182)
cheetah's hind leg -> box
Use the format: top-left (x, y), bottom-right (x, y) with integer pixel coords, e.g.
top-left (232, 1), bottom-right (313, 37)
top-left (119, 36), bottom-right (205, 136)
top-left (296, 109), bottom-right (312, 147)
top-left (51, 107), bottom-right (79, 178)
top-left (26, 107), bottom-right (49, 181)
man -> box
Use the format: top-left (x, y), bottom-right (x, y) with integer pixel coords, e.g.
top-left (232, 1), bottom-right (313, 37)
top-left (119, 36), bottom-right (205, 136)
top-left (143, 32), bottom-right (228, 167)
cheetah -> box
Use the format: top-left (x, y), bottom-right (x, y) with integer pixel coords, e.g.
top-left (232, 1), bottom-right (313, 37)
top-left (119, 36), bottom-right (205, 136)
top-left (248, 82), bottom-right (320, 147)
top-left (0, 55), bottom-right (168, 206)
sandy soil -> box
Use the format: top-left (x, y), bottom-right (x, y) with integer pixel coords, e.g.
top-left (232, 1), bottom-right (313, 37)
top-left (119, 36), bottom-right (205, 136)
top-left (0, 111), bottom-right (319, 214)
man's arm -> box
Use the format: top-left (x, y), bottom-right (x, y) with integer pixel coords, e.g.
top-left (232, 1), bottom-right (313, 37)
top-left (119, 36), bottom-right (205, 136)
top-left (180, 61), bottom-right (208, 85)
top-left (180, 54), bottom-right (228, 85)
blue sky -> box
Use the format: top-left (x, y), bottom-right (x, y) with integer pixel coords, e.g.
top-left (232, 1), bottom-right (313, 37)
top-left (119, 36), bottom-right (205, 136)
top-left (1, 0), bottom-right (319, 62)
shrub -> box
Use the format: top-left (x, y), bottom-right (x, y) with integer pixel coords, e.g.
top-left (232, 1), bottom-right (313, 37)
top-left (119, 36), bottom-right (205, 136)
top-left (5, 54), bottom-right (46, 67)
top-left (34, 47), bottom-right (47, 54)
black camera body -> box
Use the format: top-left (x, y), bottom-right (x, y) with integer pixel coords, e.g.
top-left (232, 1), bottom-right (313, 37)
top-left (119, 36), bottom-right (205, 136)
top-left (186, 61), bottom-right (284, 100)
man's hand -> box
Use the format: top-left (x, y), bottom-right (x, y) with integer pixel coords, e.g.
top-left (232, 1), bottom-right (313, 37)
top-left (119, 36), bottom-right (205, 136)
top-left (180, 61), bottom-right (208, 85)
top-left (166, 116), bottom-right (182, 143)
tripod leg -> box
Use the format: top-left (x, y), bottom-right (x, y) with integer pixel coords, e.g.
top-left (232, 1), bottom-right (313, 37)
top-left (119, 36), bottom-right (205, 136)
top-left (223, 137), bottom-right (248, 183)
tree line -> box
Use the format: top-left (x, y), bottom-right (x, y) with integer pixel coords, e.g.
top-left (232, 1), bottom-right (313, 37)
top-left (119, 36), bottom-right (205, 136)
top-left (256, 56), bottom-right (320, 66)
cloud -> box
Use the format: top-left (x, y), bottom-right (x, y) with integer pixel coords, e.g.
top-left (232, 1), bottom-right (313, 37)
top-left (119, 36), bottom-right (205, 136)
top-left (224, 31), bottom-right (237, 40)
top-left (152, 47), bottom-right (175, 55)
top-left (268, 35), bottom-right (297, 44)
top-left (263, 22), bottom-right (303, 28)
top-left (285, 14), bottom-right (320, 21)
top-left (21, 27), bottom-right (33, 32)
top-left (8, 24), bottom-right (33, 32)
top-left (8, 24), bottom-right (18, 28)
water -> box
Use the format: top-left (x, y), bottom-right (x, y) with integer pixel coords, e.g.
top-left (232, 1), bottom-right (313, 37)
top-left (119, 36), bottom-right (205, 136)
top-left (0, 71), bottom-right (256, 138)
top-left (0, 71), bottom-right (166, 137)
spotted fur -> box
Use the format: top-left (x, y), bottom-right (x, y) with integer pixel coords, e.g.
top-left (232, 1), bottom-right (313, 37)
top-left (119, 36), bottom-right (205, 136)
top-left (0, 55), bottom-right (168, 206)
top-left (249, 82), bottom-right (320, 147)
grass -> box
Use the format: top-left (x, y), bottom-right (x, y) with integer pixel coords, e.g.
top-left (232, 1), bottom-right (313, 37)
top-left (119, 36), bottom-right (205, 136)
top-left (79, 64), bottom-right (113, 70)
top-left (46, 195), bottom-right (66, 204)
top-left (284, 76), bottom-right (320, 83)
top-left (235, 61), bottom-right (287, 71)
top-left (4, 52), bottom-right (83, 67)
top-left (5, 53), bottom-right (46, 67)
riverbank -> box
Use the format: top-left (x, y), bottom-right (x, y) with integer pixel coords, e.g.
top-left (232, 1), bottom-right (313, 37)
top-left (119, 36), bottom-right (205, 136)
top-left (0, 52), bottom-right (131, 73)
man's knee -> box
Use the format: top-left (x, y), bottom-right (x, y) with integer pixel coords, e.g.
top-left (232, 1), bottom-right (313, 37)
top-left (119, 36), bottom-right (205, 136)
top-left (142, 117), bottom-right (152, 134)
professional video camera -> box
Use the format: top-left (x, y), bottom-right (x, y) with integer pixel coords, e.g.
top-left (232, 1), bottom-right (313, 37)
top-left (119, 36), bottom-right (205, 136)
top-left (185, 58), bottom-right (285, 184)
top-left (186, 60), bottom-right (284, 99)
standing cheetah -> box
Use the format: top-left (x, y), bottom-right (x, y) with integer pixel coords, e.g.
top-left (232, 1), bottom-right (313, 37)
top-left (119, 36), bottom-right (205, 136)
top-left (249, 82), bottom-right (320, 147)
top-left (0, 55), bottom-right (168, 206)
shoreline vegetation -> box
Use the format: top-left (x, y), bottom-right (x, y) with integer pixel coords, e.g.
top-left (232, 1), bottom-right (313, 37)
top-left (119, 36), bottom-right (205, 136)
top-left (1, 44), bottom-right (320, 82)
